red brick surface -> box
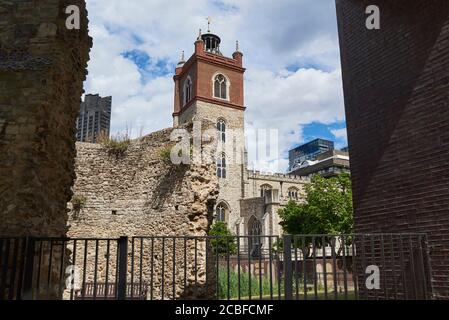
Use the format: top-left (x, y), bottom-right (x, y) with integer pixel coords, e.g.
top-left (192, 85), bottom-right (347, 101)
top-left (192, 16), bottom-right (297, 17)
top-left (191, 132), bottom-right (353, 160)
top-left (336, 0), bottom-right (449, 298)
top-left (173, 40), bottom-right (245, 117)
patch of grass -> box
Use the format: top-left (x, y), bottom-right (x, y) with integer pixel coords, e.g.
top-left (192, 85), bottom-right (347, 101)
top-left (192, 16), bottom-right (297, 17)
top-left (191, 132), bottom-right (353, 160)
top-left (217, 268), bottom-right (355, 300)
top-left (99, 131), bottom-right (131, 158)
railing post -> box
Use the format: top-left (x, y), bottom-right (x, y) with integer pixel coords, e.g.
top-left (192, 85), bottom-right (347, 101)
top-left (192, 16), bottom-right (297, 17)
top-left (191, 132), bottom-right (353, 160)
top-left (283, 235), bottom-right (293, 300)
top-left (117, 237), bottom-right (128, 300)
top-left (22, 237), bottom-right (35, 300)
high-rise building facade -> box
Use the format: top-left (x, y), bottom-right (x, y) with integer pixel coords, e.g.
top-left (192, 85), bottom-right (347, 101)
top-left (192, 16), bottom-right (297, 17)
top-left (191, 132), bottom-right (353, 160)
top-left (288, 138), bottom-right (334, 172)
top-left (76, 94), bottom-right (112, 142)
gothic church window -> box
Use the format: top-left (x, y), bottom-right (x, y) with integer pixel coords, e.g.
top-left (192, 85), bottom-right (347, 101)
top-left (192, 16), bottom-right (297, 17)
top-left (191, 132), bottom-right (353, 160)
top-left (260, 184), bottom-right (272, 197)
top-left (214, 74), bottom-right (227, 100)
top-left (184, 77), bottom-right (192, 105)
top-left (288, 187), bottom-right (299, 200)
top-left (216, 203), bottom-right (228, 223)
top-left (217, 119), bottom-right (226, 143)
top-left (217, 153), bottom-right (227, 179)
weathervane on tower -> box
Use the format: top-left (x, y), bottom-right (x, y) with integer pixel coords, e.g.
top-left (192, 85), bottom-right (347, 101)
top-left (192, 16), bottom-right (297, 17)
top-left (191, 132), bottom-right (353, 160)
top-left (207, 16), bottom-right (212, 32)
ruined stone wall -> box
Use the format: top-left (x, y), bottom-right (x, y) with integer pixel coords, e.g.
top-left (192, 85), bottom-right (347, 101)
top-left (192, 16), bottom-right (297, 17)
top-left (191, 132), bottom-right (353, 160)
top-left (0, 0), bottom-right (91, 237)
top-left (67, 124), bottom-right (219, 299)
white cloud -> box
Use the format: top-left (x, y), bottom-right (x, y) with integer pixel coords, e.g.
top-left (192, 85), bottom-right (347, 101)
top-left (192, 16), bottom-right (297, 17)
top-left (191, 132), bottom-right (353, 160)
top-left (83, 0), bottom-right (345, 171)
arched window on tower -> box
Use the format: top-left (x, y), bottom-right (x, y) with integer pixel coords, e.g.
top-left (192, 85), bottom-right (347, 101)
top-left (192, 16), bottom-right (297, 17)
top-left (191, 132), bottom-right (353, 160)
top-left (217, 119), bottom-right (226, 143)
top-left (260, 184), bottom-right (273, 198)
top-left (214, 74), bottom-right (228, 100)
top-left (184, 77), bottom-right (192, 105)
top-left (217, 153), bottom-right (227, 179)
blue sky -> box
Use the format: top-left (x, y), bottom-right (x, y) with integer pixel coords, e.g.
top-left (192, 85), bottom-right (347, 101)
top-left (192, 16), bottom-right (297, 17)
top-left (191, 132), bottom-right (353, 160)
top-left (84, 0), bottom-right (346, 172)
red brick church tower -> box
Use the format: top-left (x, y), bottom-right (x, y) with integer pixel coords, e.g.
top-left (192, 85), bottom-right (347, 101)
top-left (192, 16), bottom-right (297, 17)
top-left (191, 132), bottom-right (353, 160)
top-left (172, 27), bottom-right (247, 233)
top-left (172, 28), bottom-right (246, 127)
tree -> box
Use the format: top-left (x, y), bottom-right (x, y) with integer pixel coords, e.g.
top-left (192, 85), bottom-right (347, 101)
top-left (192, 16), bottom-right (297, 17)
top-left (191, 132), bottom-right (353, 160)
top-left (209, 222), bottom-right (237, 256)
top-left (278, 173), bottom-right (354, 253)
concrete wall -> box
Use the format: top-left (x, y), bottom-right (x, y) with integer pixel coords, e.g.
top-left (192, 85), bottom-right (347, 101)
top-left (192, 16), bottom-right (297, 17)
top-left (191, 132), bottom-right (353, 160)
top-left (336, 0), bottom-right (449, 298)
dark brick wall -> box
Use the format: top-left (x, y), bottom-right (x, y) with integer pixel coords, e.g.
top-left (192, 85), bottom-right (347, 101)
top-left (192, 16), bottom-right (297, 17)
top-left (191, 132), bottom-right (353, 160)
top-left (336, 0), bottom-right (449, 299)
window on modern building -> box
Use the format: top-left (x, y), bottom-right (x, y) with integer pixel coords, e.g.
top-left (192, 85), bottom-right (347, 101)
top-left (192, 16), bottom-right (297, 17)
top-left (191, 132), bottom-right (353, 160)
top-left (215, 203), bottom-right (227, 222)
top-left (214, 74), bottom-right (227, 100)
top-left (217, 153), bottom-right (227, 178)
top-left (217, 119), bottom-right (226, 143)
top-left (184, 77), bottom-right (192, 105)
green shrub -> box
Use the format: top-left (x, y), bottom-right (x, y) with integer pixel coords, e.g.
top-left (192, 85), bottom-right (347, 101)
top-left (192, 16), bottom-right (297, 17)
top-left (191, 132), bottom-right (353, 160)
top-left (71, 195), bottom-right (86, 219)
top-left (209, 222), bottom-right (237, 256)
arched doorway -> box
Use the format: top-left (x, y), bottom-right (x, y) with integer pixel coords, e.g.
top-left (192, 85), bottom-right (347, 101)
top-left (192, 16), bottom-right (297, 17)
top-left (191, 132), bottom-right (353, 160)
top-left (248, 216), bottom-right (262, 257)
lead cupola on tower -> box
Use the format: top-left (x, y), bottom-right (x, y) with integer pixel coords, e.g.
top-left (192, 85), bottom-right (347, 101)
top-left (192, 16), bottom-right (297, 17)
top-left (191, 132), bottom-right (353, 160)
top-left (200, 18), bottom-right (223, 55)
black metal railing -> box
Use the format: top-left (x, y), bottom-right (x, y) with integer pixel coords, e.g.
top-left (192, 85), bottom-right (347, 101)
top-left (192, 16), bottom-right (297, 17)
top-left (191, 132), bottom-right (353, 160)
top-left (0, 234), bottom-right (432, 300)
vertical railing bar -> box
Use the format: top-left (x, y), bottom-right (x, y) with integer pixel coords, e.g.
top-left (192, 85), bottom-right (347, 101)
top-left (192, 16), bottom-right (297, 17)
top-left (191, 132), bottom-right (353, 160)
top-left (331, 237), bottom-right (337, 300)
top-left (323, 236), bottom-right (328, 300)
top-left (283, 235), bottom-right (293, 301)
top-left (276, 236), bottom-right (281, 300)
top-left (215, 236), bottom-right (219, 300)
top-left (69, 240), bottom-right (77, 301)
top-left (205, 237), bottom-right (209, 300)
top-left (81, 240), bottom-right (88, 300)
top-left (268, 236), bottom-right (273, 300)
top-left (380, 235), bottom-right (387, 299)
top-left (237, 237), bottom-right (241, 300)
top-left (312, 236), bottom-right (318, 300)
top-left (303, 236), bottom-right (307, 300)
top-left (398, 235), bottom-right (407, 299)
top-left (46, 240), bottom-right (54, 300)
top-left (150, 238), bottom-right (154, 301)
top-left (161, 238), bottom-right (165, 301)
top-left (341, 236), bottom-right (348, 300)
top-left (294, 238), bottom-right (298, 299)
top-left (227, 236), bottom-right (230, 301)
top-left (139, 238), bottom-right (144, 299)
top-left (370, 235), bottom-right (377, 300)
top-left (8, 239), bottom-right (19, 300)
top-left (417, 235), bottom-right (427, 300)
top-left (408, 235), bottom-right (417, 299)
top-left (58, 240), bottom-right (66, 300)
top-left (389, 234), bottom-right (397, 300)
top-left (423, 235), bottom-right (434, 300)
top-left (22, 238), bottom-right (36, 301)
top-left (183, 237), bottom-right (187, 297)
top-left (248, 236), bottom-right (252, 300)
top-left (130, 238), bottom-right (135, 299)
top-left (351, 236), bottom-right (358, 300)
top-left (359, 235), bottom-right (367, 300)
top-left (93, 240), bottom-right (99, 300)
top-left (117, 237), bottom-right (128, 300)
top-left (194, 238), bottom-right (198, 299)
top-left (16, 238), bottom-right (28, 300)
top-left (172, 238), bottom-right (176, 300)
top-left (104, 240), bottom-right (110, 300)
top-left (0, 239), bottom-right (10, 300)
top-left (259, 236), bottom-right (262, 300)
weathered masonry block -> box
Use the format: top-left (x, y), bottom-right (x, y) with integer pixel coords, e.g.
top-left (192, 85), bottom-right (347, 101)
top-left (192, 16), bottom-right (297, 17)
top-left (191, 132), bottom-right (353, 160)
top-left (336, 0), bottom-right (449, 299)
top-left (0, 0), bottom-right (91, 237)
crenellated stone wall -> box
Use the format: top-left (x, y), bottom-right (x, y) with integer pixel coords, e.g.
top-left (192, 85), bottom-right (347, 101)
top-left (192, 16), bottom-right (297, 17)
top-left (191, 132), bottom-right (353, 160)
top-left (0, 0), bottom-right (91, 237)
